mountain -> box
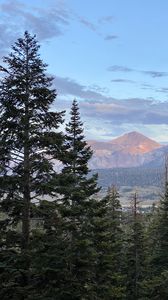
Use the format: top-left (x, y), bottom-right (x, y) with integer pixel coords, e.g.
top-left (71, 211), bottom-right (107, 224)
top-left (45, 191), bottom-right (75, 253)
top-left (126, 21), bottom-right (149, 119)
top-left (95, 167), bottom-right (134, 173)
top-left (108, 131), bottom-right (161, 154)
top-left (88, 131), bottom-right (163, 169)
top-left (143, 145), bottom-right (168, 167)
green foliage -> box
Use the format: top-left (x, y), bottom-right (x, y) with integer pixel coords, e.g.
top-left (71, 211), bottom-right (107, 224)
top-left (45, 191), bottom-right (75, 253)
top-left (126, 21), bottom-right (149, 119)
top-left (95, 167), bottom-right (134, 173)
top-left (1, 31), bottom-right (168, 300)
top-left (0, 31), bottom-right (64, 298)
top-left (91, 187), bottom-right (126, 299)
top-left (125, 194), bottom-right (146, 300)
top-left (54, 100), bottom-right (100, 299)
top-left (58, 99), bottom-right (100, 203)
top-left (155, 182), bottom-right (168, 272)
top-left (141, 183), bottom-right (168, 299)
top-left (141, 271), bottom-right (168, 300)
top-left (24, 99), bottom-right (100, 299)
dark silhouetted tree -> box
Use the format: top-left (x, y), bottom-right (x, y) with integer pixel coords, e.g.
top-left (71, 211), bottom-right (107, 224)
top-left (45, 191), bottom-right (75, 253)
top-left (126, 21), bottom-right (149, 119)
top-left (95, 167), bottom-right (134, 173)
top-left (0, 31), bottom-right (64, 299)
top-left (92, 186), bottom-right (125, 299)
top-left (125, 193), bottom-right (146, 300)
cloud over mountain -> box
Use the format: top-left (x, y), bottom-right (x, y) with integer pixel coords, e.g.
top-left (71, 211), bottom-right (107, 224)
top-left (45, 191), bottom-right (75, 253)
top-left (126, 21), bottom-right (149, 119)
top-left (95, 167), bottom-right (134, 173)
top-left (81, 98), bottom-right (168, 125)
top-left (52, 74), bottom-right (168, 128)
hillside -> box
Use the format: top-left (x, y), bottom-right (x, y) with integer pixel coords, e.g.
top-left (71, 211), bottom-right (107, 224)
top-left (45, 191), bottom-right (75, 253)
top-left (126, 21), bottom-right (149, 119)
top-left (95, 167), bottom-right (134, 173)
top-left (92, 166), bottom-right (164, 189)
top-left (88, 131), bottom-right (163, 169)
top-left (91, 166), bottom-right (165, 204)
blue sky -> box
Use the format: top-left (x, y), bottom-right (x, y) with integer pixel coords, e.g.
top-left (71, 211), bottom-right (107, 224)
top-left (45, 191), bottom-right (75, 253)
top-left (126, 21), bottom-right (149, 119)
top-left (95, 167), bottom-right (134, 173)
top-left (0, 0), bottom-right (168, 142)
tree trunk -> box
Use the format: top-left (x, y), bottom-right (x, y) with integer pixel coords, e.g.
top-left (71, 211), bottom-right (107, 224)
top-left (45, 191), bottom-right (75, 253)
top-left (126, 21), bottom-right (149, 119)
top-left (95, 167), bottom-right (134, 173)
top-left (22, 40), bottom-right (30, 252)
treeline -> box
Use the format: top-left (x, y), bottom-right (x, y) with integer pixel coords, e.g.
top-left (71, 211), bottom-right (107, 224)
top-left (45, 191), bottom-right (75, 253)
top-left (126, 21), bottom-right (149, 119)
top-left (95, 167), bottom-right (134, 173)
top-left (94, 167), bottom-right (164, 189)
top-left (0, 32), bottom-right (168, 300)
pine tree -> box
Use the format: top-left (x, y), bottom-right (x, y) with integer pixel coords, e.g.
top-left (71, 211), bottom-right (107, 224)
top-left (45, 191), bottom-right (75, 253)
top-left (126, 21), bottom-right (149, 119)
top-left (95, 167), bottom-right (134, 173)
top-left (155, 182), bottom-right (168, 272)
top-left (58, 99), bottom-right (99, 204)
top-left (54, 99), bottom-right (100, 299)
top-left (28, 200), bottom-right (73, 300)
top-left (125, 193), bottom-right (146, 300)
top-left (0, 31), bottom-right (64, 298)
top-left (92, 186), bottom-right (125, 299)
top-left (142, 182), bottom-right (168, 299)
top-left (134, 164), bottom-right (168, 299)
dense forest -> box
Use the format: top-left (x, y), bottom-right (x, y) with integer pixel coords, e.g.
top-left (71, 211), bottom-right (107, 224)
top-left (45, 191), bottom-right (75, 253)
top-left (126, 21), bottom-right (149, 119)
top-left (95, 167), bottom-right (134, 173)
top-left (1, 32), bottom-right (168, 299)
top-left (94, 167), bottom-right (164, 188)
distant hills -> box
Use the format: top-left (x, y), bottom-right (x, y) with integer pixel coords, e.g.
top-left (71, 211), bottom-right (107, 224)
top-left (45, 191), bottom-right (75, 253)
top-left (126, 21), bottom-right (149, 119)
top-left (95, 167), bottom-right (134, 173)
top-left (92, 166), bottom-right (165, 190)
top-left (88, 131), bottom-right (167, 169)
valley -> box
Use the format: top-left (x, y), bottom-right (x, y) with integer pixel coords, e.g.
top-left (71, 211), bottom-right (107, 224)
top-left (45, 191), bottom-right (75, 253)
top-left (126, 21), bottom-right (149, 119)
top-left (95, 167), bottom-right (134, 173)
top-left (92, 166), bottom-right (164, 206)
top-left (88, 131), bottom-right (167, 206)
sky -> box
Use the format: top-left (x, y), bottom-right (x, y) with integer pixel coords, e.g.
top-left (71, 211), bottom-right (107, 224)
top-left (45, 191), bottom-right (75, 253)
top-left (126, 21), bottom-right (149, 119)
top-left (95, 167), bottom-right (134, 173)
top-left (0, 0), bottom-right (168, 142)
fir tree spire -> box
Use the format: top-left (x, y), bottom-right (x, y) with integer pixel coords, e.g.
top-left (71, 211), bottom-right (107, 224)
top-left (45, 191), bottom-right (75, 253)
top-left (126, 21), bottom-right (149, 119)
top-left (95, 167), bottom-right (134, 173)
top-left (0, 31), bottom-right (64, 298)
top-left (58, 99), bottom-right (100, 203)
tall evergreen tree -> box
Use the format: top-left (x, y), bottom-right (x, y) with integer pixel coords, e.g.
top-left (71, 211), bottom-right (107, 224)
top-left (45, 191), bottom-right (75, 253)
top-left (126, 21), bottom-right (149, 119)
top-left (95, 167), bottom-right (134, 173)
top-left (125, 193), bottom-right (146, 300)
top-left (27, 200), bottom-right (73, 300)
top-left (154, 182), bottom-right (168, 272)
top-left (92, 186), bottom-right (125, 299)
top-left (58, 99), bottom-right (99, 204)
top-left (54, 99), bottom-right (100, 299)
top-left (142, 182), bottom-right (168, 299)
top-left (0, 31), bottom-right (64, 299)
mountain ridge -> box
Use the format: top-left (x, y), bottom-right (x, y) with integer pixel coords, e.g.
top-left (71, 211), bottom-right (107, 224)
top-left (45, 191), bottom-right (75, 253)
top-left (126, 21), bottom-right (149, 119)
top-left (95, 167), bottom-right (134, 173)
top-left (88, 131), bottom-right (164, 169)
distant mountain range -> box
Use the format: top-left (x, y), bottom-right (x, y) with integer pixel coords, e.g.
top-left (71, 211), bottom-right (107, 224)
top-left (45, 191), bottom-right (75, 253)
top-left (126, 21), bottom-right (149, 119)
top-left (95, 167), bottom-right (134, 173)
top-left (88, 131), bottom-right (168, 169)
